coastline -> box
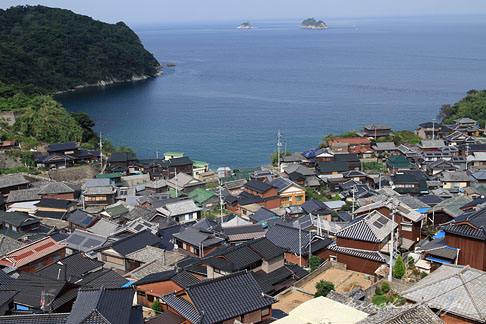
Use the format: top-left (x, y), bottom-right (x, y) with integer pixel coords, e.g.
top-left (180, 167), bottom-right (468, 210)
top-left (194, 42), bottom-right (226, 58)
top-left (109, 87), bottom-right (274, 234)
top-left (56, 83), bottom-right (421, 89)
top-left (53, 71), bottom-right (163, 95)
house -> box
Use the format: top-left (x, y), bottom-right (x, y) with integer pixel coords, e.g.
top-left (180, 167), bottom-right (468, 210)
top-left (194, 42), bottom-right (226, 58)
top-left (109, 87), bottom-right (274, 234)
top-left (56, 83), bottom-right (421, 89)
top-left (230, 180), bottom-right (280, 210)
top-left (0, 236), bottom-right (65, 273)
top-left (96, 172), bottom-right (123, 185)
top-left (0, 211), bottom-right (40, 235)
top-left (34, 252), bottom-right (103, 282)
top-left (386, 155), bottom-right (413, 173)
top-left (467, 151), bottom-right (486, 168)
top-left (390, 173), bottom-right (428, 195)
top-left (134, 270), bottom-right (201, 308)
top-left (106, 151), bottom-right (140, 174)
top-left (155, 199), bottom-right (202, 223)
top-left (67, 287), bottom-right (142, 324)
top-left (328, 137), bottom-right (372, 156)
top-left (38, 182), bottom-right (77, 200)
top-left (249, 170), bottom-right (276, 182)
top-left (440, 171), bottom-right (471, 190)
top-left (160, 156), bottom-right (194, 178)
top-left (63, 230), bottom-right (108, 254)
top-left (426, 159), bottom-right (457, 176)
top-left (203, 237), bottom-right (287, 279)
top-left (95, 230), bottom-right (161, 273)
top-left (222, 224), bottom-right (266, 244)
top-left (401, 264), bottom-right (486, 324)
top-left (161, 271), bottom-right (277, 324)
top-left (425, 196), bottom-right (471, 226)
top-left (223, 179), bottom-right (247, 196)
top-left (83, 185), bottom-right (116, 207)
top-left (167, 172), bottom-right (206, 194)
top-left (362, 123), bottom-right (391, 138)
top-left (0, 174), bottom-right (29, 196)
top-left (442, 207), bottom-right (486, 270)
top-left (283, 165), bottom-right (320, 187)
top-left (5, 187), bottom-right (41, 207)
top-left (249, 207), bottom-right (279, 227)
top-left (172, 227), bottom-right (225, 257)
top-left (265, 223), bottom-right (334, 266)
top-left (357, 303), bottom-right (444, 324)
top-left (418, 139), bottom-right (446, 152)
top-left (329, 211), bottom-right (396, 275)
top-left (269, 177), bottom-right (306, 207)
top-left (34, 198), bottom-right (77, 216)
top-left (188, 188), bottom-right (219, 211)
top-left (144, 179), bottom-right (168, 193)
top-left (372, 142), bottom-right (397, 155)
top-left (125, 245), bottom-right (184, 274)
top-left (66, 209), bottom-right (98, 231)
top-left (300, 199), bottom-right (333, 218)
top-left (416, 121), bottom-right (442, 139)
top-left (316, 161), bottom-right (350, 175)
top-left (193, 160), bottom-right (209, 178)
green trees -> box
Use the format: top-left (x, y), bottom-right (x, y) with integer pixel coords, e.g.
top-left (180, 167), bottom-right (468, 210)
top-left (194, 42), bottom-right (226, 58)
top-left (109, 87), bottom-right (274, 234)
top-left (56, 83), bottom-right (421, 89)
top-left (151, 300), bottom-right (162, 312)
top-left (393, 255), bottom-right (406, 279)
top-left (314, 280), bottom-right (334, 297)
top-left (0, 5), bottom-right (160, 93)
top-left (438, 90), bottom-right (486, 127)
top-left (269, 150), bottom-right (291, 166)
top-left (309, 254), bottom-right (321, 273)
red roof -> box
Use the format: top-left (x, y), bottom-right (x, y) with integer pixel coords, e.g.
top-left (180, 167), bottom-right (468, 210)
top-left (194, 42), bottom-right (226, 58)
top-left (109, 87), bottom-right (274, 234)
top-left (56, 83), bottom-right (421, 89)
top-left (328, 137), bottom-right (371, 145)
top-left (0, 237), bottom-right (65, 268)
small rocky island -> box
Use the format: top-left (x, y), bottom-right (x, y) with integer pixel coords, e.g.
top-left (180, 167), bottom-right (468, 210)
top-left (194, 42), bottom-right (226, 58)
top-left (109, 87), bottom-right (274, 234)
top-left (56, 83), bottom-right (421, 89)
top-left (237, 22), bottom-right (251, 29)
top-left (301, 18), bottom-right (327, 29)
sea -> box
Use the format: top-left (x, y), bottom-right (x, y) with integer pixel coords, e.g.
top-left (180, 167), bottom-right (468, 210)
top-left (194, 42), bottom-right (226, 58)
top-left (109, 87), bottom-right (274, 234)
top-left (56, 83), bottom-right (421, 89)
top-left (57, 15), bottom-right (486, 169)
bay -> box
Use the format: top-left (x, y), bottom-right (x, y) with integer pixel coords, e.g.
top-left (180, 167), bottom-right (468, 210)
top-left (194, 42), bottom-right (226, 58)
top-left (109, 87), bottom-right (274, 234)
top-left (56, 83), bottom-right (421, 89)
top-left (57, 15), bottom-right (486, 168)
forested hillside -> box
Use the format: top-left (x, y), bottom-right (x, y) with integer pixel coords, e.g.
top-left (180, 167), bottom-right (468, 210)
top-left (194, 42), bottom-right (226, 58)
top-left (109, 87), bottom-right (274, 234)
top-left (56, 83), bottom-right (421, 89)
top-left (438, 90), bottom-right (486, 127)
top-left (0, 5), bottom-right (160, 93)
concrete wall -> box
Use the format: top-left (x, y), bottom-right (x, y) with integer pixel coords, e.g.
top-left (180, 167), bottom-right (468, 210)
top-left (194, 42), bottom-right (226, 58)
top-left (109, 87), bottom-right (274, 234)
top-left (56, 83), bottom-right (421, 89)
top-left (262, 255), bottom-right (284, 273)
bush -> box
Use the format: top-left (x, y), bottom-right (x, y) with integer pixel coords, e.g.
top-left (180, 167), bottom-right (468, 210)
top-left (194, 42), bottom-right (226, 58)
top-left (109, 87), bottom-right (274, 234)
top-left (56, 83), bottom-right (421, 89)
top-left (309, 254), bottom-right (321, 273)
top-left (420, 271), bottom-right (428, 279)
top-left (375, 286), bottom-right (383, 295)
top-left (372, 295), bottom-right (388, 307)
top-left (412, 269), bottom-right (421, 277)
top-left (315, 280), bottom-right (334, 298)
top-left (151, 300), bottom-right (162, 312)
top-left (381, 281), bottom-right (390, 293)
top-left (393, 255), bottom-right (406, 279)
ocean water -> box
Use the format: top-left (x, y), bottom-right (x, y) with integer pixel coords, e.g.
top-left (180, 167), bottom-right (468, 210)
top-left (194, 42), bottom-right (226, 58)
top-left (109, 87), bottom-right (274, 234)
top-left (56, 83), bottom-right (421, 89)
top-left (57, 16), bottom-right (486, 168)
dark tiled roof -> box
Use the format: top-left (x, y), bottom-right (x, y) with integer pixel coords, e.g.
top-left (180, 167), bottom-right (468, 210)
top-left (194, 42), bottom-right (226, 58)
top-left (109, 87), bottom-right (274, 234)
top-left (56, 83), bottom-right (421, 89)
top-left (100, 230), bottom-right (161, 256)
top-left (38, 182), bottom-right (75, 195)
top-left (74, 269), bottom-right (129, 288)
top-left (0, 174), bottom-right (29, 189)
top-left (35, 252), bottom-right (103, 282)
top-left (162, 294), bottom-right (201, 323)
top-left (317, 161), bottom-right (349, 173)
top-left (46, 142), bottom-right (78, 152)
top-left (67, 287), bottom-right (135, 324)
top-left (0, 313), bottom-right (69, 324)
top-left (244, 180), bottom-right (273, 194)
top-left (186, 271), bottom-right (276, 324)
top-left (252, 266), bottom-right (294, 294)
top-left (329, 244), bottom-right (388, 263)
top-left (146, 311), bottom-right (185, 324)
top-left (265, 224), bottom-right (311, 255)
top-left (301, 199), bottom-right (332, 215)
top-left (35, 198), bottom-right (76, 210)
top-left (107, 151), bottom-right (138, 163)
top-left (249, 207), bottom-right (278, 222)
top-left (0, 211), bottom-right (39, 227)
top-left (0, 290), bottom-right (17, 307)
top-left (134, 270), bottom-right (200, 287)
top-left (443, 207), bottom-right (486, 240)
top-left (66, 210), bottom-right (98, 228)
top-left (34, 210), bottom-right (67, 220)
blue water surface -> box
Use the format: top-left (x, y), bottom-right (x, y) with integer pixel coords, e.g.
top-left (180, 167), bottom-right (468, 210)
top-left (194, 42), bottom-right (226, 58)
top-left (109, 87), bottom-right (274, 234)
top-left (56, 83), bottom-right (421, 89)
top-left (57, 16), bottom-right (486, 168)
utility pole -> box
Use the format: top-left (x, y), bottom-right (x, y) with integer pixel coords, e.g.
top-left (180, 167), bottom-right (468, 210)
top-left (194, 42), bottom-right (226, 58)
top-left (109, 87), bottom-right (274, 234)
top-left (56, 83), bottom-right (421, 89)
top-left (277, 129), bottom-right (282, 174)
top-left (175, 169), bottom-right (178, 198)
top-left (99, 132), bottom-right (103, 169)
top-left (432, 118), bottom-right (435, 140)
top-left (219, 181), bottom-right (224, 219)
top-left (352, 184), bottom-right (357, 219)
top-left (156, 150), bottom-right (159, 160)
top-left (298, 223), bottom-right (302, 267)
top-left (466, 144), bottom-right (470, 171)
top-left (379, 172), bottom-right (382, 190)
top-left (388, 199), bottom-right (396, 282)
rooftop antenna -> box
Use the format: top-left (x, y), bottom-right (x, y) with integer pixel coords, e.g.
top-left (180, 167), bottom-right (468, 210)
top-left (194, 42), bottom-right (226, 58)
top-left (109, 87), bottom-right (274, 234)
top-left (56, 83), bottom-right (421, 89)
top-left (277, 130), bottom-right (283, 174)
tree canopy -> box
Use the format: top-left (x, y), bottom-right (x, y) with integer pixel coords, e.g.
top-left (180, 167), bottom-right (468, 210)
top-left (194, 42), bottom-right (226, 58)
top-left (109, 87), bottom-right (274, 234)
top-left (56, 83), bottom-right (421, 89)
top-left (438, 90), bottom-right (486, 127)
top-left (0, 5), bottom-right (160, 93)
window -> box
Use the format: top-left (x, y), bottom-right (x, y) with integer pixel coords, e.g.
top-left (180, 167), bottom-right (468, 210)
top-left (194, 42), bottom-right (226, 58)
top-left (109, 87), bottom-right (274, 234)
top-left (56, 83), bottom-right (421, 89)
top-left (34, 261), bottom-right (44, 269)
top-left (261, 307), bottom-right (270, 316)
top-left (52, 253), bottom-right (61, 262)
top-left (137, 290), bottom-right (146, 297)
top-left (147, 294), bottom-right (154, 302)
top-left (296, 196), bottom-right (303, 201)
top-left (401, 223), bottom-right (412, 232)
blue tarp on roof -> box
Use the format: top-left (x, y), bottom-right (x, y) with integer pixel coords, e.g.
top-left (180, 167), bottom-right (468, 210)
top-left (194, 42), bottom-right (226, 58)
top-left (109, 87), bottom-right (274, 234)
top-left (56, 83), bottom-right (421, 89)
top-left (416, 207), bottom-right (430, 213)
top-left (433, 230), bottom-right (445, 239)
top-left (121, 281), bottom-right (133, 287)
top-left (426, 257), bottom-right (452, 264)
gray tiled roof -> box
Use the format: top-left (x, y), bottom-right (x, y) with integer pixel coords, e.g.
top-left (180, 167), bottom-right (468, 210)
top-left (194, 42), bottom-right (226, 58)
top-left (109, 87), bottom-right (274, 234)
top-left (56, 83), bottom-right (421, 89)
top-left (337, 210), bottom-right (397, 243)
top-left (0, 174), bottom-right (29, 189)
top-left (0, 313), bottom-right (69, 324)
top-left (329, 243), bottom-right (388, 263)
top-left (38, 182), bottom-right (75, 195)
top-left (0, 234), bottom-right (26, 255)
top-left (63, 229), bottom-right (108, 252)
top-left (6, 188), bottom-right (41, 203)
top-left (327, 290), bottom-right (378, 314)
top-left (356, 303), bottom-right (444, 324)
top-left (401, 264), bottom-right (486, 323)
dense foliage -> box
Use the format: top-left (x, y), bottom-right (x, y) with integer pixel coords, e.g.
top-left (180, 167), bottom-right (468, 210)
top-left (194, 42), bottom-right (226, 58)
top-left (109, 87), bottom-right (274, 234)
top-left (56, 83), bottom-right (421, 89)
top-left (309, 254), bottom-right (321, 273)
top-left (438, 90), bottom-right (486, 127)
top-left (0, 5), bottom-right (160, 93)
top-left (315, 280), bottom-right (334, 297)
top-left (301, 18), bottom-right (327, 28)
top-left (393, 255), bottom-right (406, 279)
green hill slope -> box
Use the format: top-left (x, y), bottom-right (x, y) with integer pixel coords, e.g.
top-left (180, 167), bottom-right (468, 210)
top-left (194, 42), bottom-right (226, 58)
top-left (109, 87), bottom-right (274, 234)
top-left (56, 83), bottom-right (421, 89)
top-left (0, 5), bottom-right (160, 93)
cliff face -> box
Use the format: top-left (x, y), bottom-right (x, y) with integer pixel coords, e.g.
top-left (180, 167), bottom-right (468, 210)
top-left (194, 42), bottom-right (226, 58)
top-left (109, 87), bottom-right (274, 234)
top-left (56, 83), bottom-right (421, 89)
top-left (0, 5), bottom-right (160, 93)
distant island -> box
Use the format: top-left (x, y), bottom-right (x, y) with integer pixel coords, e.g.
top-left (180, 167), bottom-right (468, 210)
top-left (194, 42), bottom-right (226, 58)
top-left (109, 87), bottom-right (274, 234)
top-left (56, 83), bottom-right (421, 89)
top-left (0, 5), bottom-right (161, 93)
top-left (301, 18), bottom-right (328, 29)
top-left (237, 22), bottom-right (251, 29)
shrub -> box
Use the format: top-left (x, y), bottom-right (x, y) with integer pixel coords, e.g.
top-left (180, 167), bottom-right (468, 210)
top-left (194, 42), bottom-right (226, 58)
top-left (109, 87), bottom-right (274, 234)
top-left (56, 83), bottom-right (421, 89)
top-left (315, 280), bottom-right (334, 298)
top-left (420, 271), bottom-right (428, 279)
top-left (393, 255), bottom-right (406, 279)
top-left (381, 281), bottom-right (390, 293)
top-left (375, 286), bottom-right (383, 295)
top-left (372, 295), bottom-right (388, 307)
top-left (309, 254), bottom-right (321, 273)
top-left (412, 269), bottom-right (421, 277)
top-left (151, 300), bottom-right (162, 312)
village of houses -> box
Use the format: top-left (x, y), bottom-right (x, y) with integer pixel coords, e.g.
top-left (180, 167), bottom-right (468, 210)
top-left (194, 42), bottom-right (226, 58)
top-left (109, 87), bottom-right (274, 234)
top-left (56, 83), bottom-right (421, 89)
top-left (0, 118), bottom-right (485, 323)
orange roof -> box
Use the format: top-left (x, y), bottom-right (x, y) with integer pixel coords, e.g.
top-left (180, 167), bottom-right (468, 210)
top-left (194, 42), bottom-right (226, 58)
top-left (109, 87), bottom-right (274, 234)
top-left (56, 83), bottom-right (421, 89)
top-left (0, 237), bottom-right (65, 268)
top-left (328, 137), bottom-right (370, 145)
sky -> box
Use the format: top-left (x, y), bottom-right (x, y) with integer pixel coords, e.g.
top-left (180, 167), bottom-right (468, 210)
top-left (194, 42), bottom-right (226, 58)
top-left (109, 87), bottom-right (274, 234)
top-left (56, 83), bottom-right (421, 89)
top-left (2, 0), bottom-right (486, 24)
